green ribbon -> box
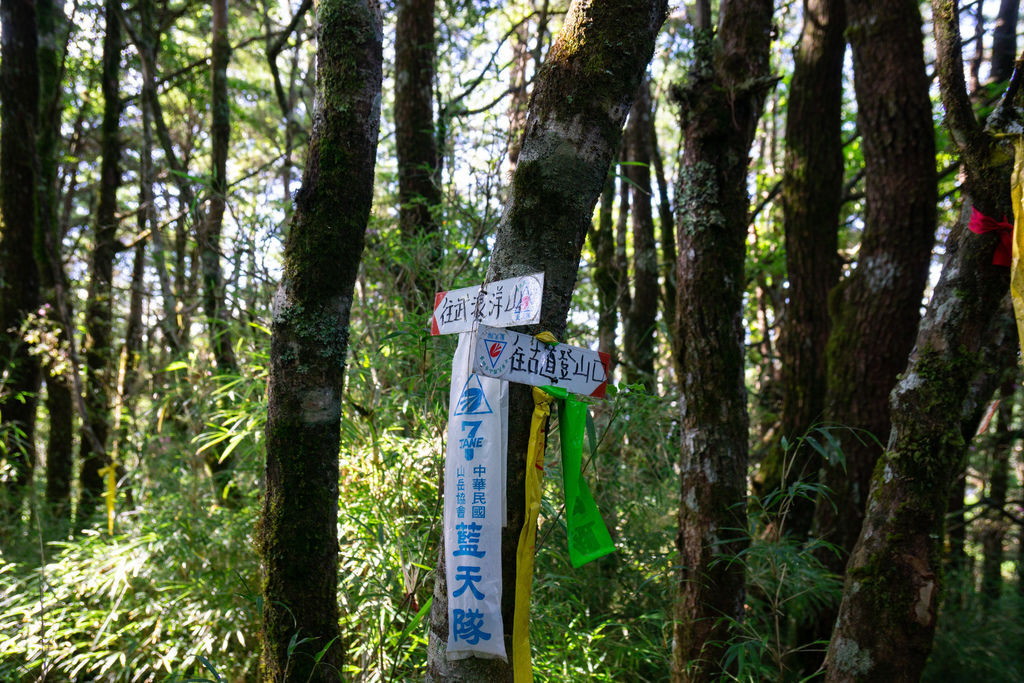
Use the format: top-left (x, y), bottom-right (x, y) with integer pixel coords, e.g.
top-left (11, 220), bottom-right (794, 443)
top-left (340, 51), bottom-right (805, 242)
top-left (543, 386), bottom-right (615, 568)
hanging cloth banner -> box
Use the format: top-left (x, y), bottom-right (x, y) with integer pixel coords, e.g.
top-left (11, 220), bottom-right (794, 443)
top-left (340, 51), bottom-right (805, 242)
top-left (444, 331), bottom-right (508, 661)
top-left (473, 325), bottom-right (611, 398)
top-left (555, 389), bottom-right (615, 568)
top-left (1010, 136), bottom-right (1024, 360)
top-left (512, 385), bottom-right (554, 683)
top-left (431, 273), bottom-right (544, 336)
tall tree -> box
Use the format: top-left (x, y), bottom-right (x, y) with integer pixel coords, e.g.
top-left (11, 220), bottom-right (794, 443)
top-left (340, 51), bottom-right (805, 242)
top-left (395, 0), bottom-right (442, 311)
top-left (0, 0), bottom-right (42, 524)
top-left (813, 0), bottom-right (937, 567)
top-left (622, 81), bottom-right (658, 392)
top-left (670, 0), bottom-right (774, 678)
top-left (203, 0), bottom-right (237, 374)
top-left (991, 0), bottom-right (1020, 83)
top-left (758, 0), bottom-right (845, 534)
top-left (256, 0), bottom-right (383, 678)
top-left (76, 0), bottom-right (122, 526)
top-left (425, 0), bottom-right (668, 678)
top-left (36, 0), bottom-right (74, 524)
top-left (823, 1), bottom-right (1014, 677)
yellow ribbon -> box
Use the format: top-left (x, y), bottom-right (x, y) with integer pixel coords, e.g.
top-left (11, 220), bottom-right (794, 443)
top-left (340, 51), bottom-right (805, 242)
top-left (1010, 136), bottom-right (1024, 360)
top-left (98, 461), bottom-right (117, 534)
top-left (512, 377), bottom-right (555, 681)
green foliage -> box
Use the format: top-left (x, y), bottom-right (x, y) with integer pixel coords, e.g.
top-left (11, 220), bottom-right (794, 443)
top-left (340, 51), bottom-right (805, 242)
top-left (923, 575), bottom-right (1024, 683)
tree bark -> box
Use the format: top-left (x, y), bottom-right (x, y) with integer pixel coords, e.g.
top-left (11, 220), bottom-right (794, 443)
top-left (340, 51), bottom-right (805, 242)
top-left (814, 0), bottom-right (937, 567)
top-left (256, 0), bottom-right (383, 679)
top-left (76, 0), bottom-right (121, 527)
top-left (991, 0), bottom-right (1020, 83)
top-left (670, 0), bottom-right (774, 679)
top-left (0, 0), bottom-right (42, 524)
top-left (425, 1), bottom-right (667, 678)
top-left (758, 0), bottom-right (845, 534)
top-left (203, 0), bottom-right (237, 374)
top-left (823, 2), bottom-right (1013, 678)
top-left (36, 0), bottom-right (74, 525)
top-left (395, 0), bottom-right (442, 312)
top-left (592, 168), bottom-right (618, 377)
top-left (622, 81), bottom-right (658, 392)
top-left (980, 377), bottom-right (1015, 602)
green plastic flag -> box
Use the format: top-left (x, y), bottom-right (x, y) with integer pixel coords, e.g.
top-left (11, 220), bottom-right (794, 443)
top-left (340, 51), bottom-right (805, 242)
top-left (551, 389), bottom-right (615, 568)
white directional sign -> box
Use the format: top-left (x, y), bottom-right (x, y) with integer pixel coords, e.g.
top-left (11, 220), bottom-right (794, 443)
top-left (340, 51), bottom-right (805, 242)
top-left (430, 273), bottom-right (544, 336)
top-left (473, 325), bottom-right (611, 398)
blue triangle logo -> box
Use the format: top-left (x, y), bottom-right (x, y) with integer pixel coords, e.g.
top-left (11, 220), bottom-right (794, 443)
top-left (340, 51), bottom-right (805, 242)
top-left (454, 374), bottom-right (493, 416)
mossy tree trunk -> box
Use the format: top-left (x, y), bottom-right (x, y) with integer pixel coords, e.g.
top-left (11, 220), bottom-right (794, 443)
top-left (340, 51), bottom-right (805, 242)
top-left (669, 0), bottom-right (773, 679)
top-left (77, 0), bottom-right (121, 527)
top-left (757, 0), bottom-right (845, 535)
top-left (395, 0), bottom-right (442, 312)
top-left (425, 1), bottom-right (667, 678)
top-left (812, 0), bottom-right (937, 574)
top-left (256, 0), bottom-right (383, 679)
top-left (823, 1), bottom-right (1013, 678)
top-left (0, 0), bottom-right (42, 525)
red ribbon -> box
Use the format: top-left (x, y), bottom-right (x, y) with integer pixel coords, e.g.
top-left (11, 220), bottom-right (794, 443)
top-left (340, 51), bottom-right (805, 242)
top-left (968, 207), bottom-right (1013, 267)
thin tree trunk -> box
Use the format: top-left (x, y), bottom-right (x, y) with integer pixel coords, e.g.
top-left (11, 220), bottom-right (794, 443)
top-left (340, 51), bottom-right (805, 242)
top-left (256, 0), bottom-right (383, 678)
top-left (991, 0), bottom-right (1020, 83)
top-left (649, 112), bottom-right (677, 367)
top-left (395, 0), bottom-right (442, 312)
top-left (592, 170), bottom-right (618, 379)
top-left (0, 0), bottom-right (42, 524)
top-left (203, 0), bottom-right (237, 373)
top-left (506, 16), bottom-right (530, 175)
top-left (981, 377), bottom-right (1015, 602)
top-left (759, 0), bottom-right (845, 533)
top-left (670, 1), bottom-right (774, 679)
top-left (37, 0), bottom-right (74, 525)
top-left (823, 2), bottom-right (1013, 677)
top-left (623, 81), bottom-right (657, 392)
top-left (77, 0), bottom-right (121, 527)
top-left (426, 1), bottom-right (667, 678)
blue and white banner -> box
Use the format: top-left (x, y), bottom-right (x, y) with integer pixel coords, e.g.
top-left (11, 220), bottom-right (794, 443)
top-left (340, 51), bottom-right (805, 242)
top-left (444, 331), bottom-right (507, 660)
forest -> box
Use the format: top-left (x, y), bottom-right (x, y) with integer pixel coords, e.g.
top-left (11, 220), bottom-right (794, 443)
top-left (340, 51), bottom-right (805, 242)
top-left (1, 0), bottom-right (1023, 679)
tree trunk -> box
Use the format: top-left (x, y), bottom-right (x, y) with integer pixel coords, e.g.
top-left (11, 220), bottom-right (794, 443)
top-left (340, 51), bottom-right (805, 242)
top-left (649, 112), bottom-right (677, 368)
top-left (670, 1), bottom-right (774, 679)
top-left (426, 1), bottom-right (667, 678)
top-left (506, 16), bottom-right (530, 175)
top-left (203, 0), bottom-right (237, 374)
top-left (77, 0), bottom-right (121, 527)
top-left (758, 0), bottom-right (845, 534)
top-left (823, 2), bottom-right (1012, 677)
top-left (981, 377), bottom-right (1015, 602)
top-left (622, 81), bottom-right (657, 392)
top-left (990, 0), bottom-right (1019, 83)
top-left (813, 0), bottom-right (937, 568)
top-left (0, 0), bottom-right (42, 524)
top-left (36, 0), bottom-right (74, 526)
top-left (395, 0), bottom-right (442, 312)
top-left (256, 0), bottom-right (383, 678)
top-left (592, 169), bottom-right (618, 377)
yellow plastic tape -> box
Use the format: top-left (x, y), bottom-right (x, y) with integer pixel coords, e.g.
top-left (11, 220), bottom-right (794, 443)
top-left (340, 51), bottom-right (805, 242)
top-left (512, 385), bottom-right (554, 682)
top-left (98, 462), bottom-right (117, 534)
top-left (1011, 136), bottom-right (1024, 360)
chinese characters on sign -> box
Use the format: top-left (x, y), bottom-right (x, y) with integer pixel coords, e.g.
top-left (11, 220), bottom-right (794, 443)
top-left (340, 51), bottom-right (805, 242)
top-left (473, 325), bottom-right (611, 398)
top-left (444, 332), bottom-right (507, 660)
top-left (430, 273), bottom-right (544, 336)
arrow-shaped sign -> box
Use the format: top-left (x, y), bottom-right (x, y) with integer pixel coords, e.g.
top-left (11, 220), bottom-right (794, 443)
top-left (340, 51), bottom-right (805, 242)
top-left (473, 325), bottom-right (610, 398)
top-left (430, 273), bottom-right (544, 335)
